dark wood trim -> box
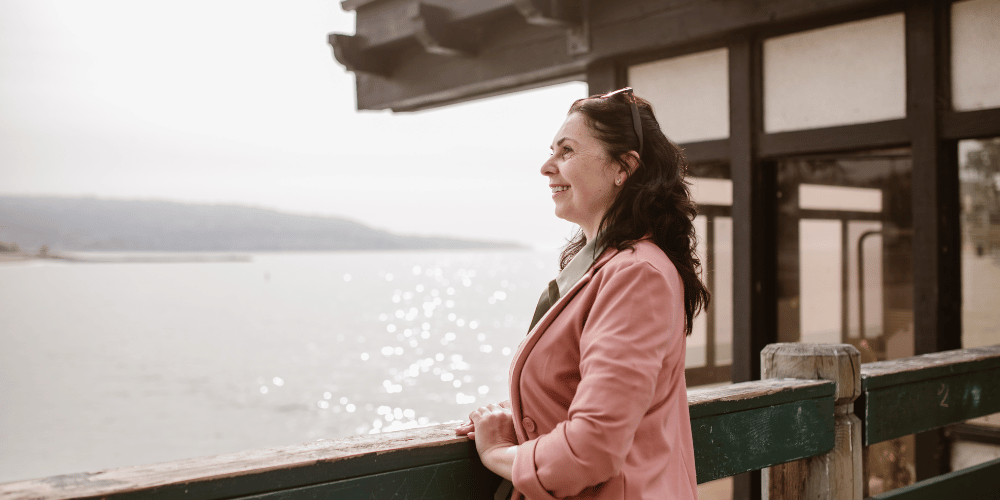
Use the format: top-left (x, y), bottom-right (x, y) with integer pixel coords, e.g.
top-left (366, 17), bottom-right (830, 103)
top-left (907, 0), bottom-right (962, 362)
top-left (729, 34), bottom-right (770, 500)
top-left (906, 0), bottom-right (962, 482)
top-left (841, 218), bottom-right (850, 342)
top-left (705, 215), bottom-right (717, 371)
top-left (750, 0), bottom-right (904, 41)
top-left (681, 139), bottom-right (730, 165)
top-left (585, 59), bottom-right (618, 96)
top-left (942, 108), bottom-right (1000, 140)
top-left (758, 119), bottom-right (909, 158)
top-left (797, 209), bottom-right (883, 221)
top-left (947, 423), bottom-right (1000, 447)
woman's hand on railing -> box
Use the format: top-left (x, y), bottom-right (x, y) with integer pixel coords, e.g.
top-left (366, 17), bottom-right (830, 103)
top-left (455, 400), bottom-right (511, 439)
top-left (465, 401), bottom-right (517, 481)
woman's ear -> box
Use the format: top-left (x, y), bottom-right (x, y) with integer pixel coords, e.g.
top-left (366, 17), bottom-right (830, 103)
top-left (618, 151), bottom-right (640, 180)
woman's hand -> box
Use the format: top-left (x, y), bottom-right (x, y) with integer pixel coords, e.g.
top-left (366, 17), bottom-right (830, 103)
top-left (454, 400), bottom-right (511, 439)
top-left (463, 402), bottom-right (517, 481)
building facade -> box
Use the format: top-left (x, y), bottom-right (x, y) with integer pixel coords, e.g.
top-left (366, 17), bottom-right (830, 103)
top-left (330, 0), bottom-right (1000, 497)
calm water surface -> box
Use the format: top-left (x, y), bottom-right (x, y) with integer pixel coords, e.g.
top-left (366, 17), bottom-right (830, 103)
top-left (0, 250), bottom-right (558, 482)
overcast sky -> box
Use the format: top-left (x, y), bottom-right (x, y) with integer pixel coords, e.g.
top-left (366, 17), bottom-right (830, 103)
top-left (0, 0), bottom-right (586, 249)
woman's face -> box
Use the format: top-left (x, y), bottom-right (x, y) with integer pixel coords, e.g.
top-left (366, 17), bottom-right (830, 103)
top-left (541, 112), bottom-right (623, 240)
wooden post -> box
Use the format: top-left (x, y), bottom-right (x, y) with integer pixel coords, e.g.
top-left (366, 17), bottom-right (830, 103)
top-left (761, 343), bottom-right (862, 500)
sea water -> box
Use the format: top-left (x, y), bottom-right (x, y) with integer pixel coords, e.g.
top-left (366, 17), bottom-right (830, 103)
top-left (0, 250), bottom-right (558, 482)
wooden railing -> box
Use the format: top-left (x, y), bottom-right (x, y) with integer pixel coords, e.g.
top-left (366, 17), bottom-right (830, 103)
top-left (1, 343), bottom-right (998, 500)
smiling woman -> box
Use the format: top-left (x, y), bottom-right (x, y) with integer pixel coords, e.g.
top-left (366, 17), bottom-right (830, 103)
top-left (456, 90), bottom-right (709, 500)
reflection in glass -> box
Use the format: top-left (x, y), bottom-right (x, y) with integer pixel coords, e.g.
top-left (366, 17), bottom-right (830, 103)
top-left (776, 149), bottom-right (913, 361)
top-left (960, 138), bottom-right (1000, 349)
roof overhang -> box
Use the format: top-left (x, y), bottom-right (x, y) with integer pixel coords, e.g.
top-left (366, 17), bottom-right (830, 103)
top-left (330, 0), bottom-right (892, 112)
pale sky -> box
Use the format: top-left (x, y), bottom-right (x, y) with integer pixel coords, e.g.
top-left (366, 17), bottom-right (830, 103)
top-left (0, 0), bottom-right (586, 249)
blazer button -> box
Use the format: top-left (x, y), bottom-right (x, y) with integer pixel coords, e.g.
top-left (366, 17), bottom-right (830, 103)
top-left (521, 416), bottom-right (536, 433)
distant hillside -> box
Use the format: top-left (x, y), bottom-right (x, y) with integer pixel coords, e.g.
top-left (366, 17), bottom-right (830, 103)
top-left (0, 196), bottom-right (520, 252)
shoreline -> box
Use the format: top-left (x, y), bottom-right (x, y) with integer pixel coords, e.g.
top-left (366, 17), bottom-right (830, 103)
top-left (0, 253), bottom-right (252, 264)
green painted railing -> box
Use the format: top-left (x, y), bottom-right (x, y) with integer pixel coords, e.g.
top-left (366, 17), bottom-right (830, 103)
top-left (0, 343), bottom-right (997, 500)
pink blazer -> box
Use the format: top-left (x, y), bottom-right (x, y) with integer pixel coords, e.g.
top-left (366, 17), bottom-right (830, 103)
top-left (509, 241), bottom-right (698, 500)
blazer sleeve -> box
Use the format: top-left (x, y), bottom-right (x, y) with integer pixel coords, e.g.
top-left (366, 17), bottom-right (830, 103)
top-left (511, 259), bottom-right (680, 499)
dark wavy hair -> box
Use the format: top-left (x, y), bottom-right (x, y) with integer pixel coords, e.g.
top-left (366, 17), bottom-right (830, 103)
top-left (559, 92), bottom-right (710, 336)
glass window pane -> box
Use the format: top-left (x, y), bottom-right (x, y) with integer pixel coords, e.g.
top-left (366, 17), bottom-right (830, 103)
top-left (847, 221), bottom-right (884, 339)
top-left (777, 149), bottom-right (913, 363)
top-left (687, 215), bottom-right (708, 368)
top-left (800, 219), bottom-right (843, 343)
top-left (690, 177), bottom-right (733, 206)
top-left (629, 48), bottom-right (729, 143)
top-left (763, 14), bottom-right (906, 132)
top-left (800, 184), bottom-right (883, 212)
top-left (714, 216), bottom-right (733, 366)
top-left (960, 138), bottom-right (1000, 348)
top-left (952, 0), bottom-right (1000, 111)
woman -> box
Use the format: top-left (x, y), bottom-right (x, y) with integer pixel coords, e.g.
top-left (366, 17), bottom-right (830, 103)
top-left (456, 88), bottom-right (708, 500)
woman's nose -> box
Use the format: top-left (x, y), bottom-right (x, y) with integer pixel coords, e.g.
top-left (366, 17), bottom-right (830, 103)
top-left (540, 157), bottom-right (556, 176)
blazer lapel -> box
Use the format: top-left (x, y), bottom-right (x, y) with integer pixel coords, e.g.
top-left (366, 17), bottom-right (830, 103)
top-left (507, 247), bottom-right (620, 442)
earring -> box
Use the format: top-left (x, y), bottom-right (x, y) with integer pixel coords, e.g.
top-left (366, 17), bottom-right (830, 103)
top-left (615, 177), bottom-right (622, 185)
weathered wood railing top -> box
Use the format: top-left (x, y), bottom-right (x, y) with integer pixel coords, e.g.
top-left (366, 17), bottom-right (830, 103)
top-left (1, 343), bottom-right (997, 500)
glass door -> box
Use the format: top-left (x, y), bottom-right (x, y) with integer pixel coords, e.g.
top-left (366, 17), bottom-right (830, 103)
top-left (775, 148), bottom-right (914, 362)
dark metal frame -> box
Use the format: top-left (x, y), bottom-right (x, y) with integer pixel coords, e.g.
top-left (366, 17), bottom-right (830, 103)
top-left (613, 1), bottom-right (987, 496)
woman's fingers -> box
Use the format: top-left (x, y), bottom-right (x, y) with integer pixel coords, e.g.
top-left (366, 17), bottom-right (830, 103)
top-left (455, 421), bottom-right (474, 436)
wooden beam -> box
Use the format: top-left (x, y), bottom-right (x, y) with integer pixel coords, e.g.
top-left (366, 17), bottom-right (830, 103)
top-left (689, 379), bottom-right (836, 484)
top-left (327, 34), bottom-right (392, 76)
top-left (341, 0), bottom-right (901, 110)
top-left (585, 58), bottom-right (618, 96)
top-left (350, 0), bottom-right (511, 49)
top-left (514, 0), bottom-right (581, 28)
top-left (681, 139), bottom-right (730, 165)
top-left (942, 108), bottom-right (1000, 140)
top-left (907, 0), bottom-right (961, 357)
top-left (410, 3), bottom-right (479, 57)
top-left (728, 35), bottom-right (773, 385)
top-left (354, 13), bottom-right (586, 111)
top-left (758, 120), bottom-right (908, 158)
top-left (729, 33), bottom-right (770, 500)
top-left (857, 344), bottom-right (1000, 445)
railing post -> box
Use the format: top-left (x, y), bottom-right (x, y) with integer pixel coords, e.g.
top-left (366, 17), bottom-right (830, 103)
top-left (761, 343), bottom-right (862, 500)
